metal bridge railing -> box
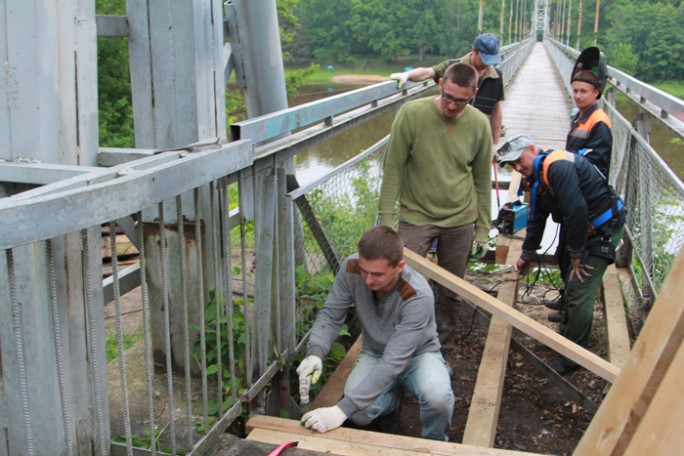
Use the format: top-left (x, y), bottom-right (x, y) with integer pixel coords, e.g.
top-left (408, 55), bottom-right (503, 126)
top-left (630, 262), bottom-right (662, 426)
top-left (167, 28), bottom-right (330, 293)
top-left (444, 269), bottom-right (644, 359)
top-left (0, 141), bottom-right (269, 455)
top-left (499, 37), bottom-right (537, 86)
top-left (545, 38), bottom-right (684, 299)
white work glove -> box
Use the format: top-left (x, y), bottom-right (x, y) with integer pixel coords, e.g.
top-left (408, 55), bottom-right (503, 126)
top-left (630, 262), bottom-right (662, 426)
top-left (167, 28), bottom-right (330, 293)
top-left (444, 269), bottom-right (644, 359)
top-left (300, 405), bottom-right (347, 433)
top-left (389, 72), bottom-right (408, 89)
top-left (470, 241), bottom-right (488, 260)
top-left (296, 355), bottom-right (322, 404)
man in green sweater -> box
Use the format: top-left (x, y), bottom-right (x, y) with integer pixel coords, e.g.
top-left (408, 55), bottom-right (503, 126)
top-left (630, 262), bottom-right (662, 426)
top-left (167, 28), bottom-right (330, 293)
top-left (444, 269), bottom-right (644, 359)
top-left (379, 62), bottom-right (492, 346)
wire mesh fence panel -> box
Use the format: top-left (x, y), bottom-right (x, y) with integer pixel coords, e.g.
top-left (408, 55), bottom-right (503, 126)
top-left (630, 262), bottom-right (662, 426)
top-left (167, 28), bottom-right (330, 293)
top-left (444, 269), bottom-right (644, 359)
top-left (608, 104), bottom-right (684, 295)
top-left (292, 143), bottom-right (387, 346)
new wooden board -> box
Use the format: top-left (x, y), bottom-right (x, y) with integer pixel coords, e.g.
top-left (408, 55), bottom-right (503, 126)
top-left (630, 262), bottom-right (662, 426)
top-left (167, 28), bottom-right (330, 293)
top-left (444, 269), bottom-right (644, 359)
top-left (403, 248), bottom-right (620, 382)
top-left (573, 248), bottom-right (684, 455)
top-left (602, 264), bottom-right (631, 368)
top-left (246, 415), bottom-right (547, 456)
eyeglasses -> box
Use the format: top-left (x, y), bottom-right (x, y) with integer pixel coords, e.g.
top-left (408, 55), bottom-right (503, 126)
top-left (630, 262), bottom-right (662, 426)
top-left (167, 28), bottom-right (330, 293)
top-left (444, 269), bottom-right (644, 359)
top-left (440, 90), bottom-right (473, 106)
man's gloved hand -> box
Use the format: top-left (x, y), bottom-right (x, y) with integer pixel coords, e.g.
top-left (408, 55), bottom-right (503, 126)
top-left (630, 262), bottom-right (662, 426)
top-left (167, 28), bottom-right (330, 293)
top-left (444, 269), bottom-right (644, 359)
top-left (300, 405), bottom-right (347, 433)
top-left (296, 355), bottom-right (322, 404)
top-left (470, 241), bottom-right (488, 260)
top-left (389, 72), bottom-right (408, 89)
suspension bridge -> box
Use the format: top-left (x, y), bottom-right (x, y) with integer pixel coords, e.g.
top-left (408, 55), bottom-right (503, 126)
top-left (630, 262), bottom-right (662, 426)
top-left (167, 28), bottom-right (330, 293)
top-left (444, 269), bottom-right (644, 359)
top-left (1, 1), bottom-right (684, 455)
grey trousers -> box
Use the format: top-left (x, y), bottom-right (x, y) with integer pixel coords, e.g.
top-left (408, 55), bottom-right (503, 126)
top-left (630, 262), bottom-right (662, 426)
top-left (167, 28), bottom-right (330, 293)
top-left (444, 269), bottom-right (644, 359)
top-left (398, 221), bottom-right (474, 345)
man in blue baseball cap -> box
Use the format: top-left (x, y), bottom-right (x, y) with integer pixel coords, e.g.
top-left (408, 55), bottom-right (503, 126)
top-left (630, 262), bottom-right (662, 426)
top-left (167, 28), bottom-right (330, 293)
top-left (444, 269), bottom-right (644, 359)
top-left (473, 33), bottom-right (501, 66)
top-left (390, 33), bottom-right (504, 145)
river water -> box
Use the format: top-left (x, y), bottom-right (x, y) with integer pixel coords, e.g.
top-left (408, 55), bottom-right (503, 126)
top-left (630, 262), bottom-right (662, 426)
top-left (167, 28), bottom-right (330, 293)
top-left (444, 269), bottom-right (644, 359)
top-left (290, 82), bottom-right (684, 254)
top-left (292, 84), bottom-right (684, 185)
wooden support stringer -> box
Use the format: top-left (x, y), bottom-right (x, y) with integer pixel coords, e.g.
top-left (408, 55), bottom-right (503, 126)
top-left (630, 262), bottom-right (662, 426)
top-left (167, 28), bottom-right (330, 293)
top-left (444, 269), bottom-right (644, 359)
top-left (572, 247), bottom-right (684, 455)
top-left (245, 415), bottom-right (546, 456)
top-left (462, 231), bottom-right (523, 447)
top-left (601, 264), bottom-right (631, 368)
top-left (403, 248), bottom-right (620, 383)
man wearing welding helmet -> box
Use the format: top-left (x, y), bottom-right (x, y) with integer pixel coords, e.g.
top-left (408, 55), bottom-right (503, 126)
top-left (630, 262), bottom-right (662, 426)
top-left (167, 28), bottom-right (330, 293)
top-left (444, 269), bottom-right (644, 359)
top-left (567, 46), bottom-right (612, 180)
top-left (549, 47), bottom-right (613, 323)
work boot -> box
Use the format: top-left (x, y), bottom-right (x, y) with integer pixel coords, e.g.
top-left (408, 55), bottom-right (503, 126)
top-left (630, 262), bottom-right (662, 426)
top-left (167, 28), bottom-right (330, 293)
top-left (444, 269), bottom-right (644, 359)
top-left (545, 291), bottom-right (565, 311)
top-left (547, 311), bottom-right (566, 323)
top-left (549, 356), bottom-right (579, 375)
top-left (545, 297), bottom-right (564, 311)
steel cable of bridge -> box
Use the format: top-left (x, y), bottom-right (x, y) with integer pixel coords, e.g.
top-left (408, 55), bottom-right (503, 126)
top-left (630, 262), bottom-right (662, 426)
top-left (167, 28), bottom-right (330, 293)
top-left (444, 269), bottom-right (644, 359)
top-left (176, 194), bottom-right (195, 448)
top-left (137, 210), bottom-right (158, 453)
top-left (81, 229), bottom-right (108, 456)
top-left (194, 188), bottom-right (211, 435)
top-left (110, 221), bottom-right (134, 456)
top-left (46, 239), bottom-right (75, 456)
top-left (6, 249), bottom-right (35, 455)
top-left (158, 203), bottom-right (178, 453)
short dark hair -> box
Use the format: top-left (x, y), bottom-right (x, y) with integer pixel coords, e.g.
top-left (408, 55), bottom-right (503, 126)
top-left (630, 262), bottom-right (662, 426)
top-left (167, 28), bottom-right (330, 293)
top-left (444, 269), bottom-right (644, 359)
top-left (443, 62), bottom-right (478, 89)
top-left (358, 226), bottom-right (404, 266)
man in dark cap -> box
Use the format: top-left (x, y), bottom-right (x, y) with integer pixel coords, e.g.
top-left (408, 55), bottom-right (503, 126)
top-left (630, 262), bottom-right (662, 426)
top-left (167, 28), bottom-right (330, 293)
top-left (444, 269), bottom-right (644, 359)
top-left (496, 133), bottom-right (626, 374)
top-left (390, 33), bottom-right (504, 146)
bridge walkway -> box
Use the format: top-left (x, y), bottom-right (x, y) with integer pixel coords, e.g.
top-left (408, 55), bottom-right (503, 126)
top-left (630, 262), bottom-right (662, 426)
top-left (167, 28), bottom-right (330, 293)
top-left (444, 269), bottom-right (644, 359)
top-left (501, 41), bottom-right (572, 150)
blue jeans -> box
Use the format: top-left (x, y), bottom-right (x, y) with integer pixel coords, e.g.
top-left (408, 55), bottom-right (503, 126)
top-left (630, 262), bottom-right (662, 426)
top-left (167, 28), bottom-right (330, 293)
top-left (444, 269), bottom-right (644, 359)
top-left (344, 349), bottom-right (454, 441)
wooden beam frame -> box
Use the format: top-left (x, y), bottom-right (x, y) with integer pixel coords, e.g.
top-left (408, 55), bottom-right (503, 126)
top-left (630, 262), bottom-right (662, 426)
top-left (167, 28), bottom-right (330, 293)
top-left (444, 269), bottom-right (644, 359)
top-left (572, 247), bottom-right (684, 455)
top-left (403, 249), bottom-right (620, 382)
top-left (246, 415), bottom-right (545, 456)
top-left (311, 336), bottom-right (363, 409)
top-left (462, 234), bottom-right (522, 446)
top-left (601, 264), bottom-right (631, 368)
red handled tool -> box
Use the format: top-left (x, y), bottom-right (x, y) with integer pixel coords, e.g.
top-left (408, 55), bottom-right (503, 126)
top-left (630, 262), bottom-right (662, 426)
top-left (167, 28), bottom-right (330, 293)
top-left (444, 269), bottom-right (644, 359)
top-left (267, 440), bottom-right (298, 456)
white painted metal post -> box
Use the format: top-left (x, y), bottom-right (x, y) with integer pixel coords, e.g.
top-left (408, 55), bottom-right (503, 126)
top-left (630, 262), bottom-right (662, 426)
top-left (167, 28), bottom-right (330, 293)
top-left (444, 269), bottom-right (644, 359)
top-left (126, 0), bottom-right (226, 372)
top-left (229, 0), bottom-right (288, 119)
top-left (0, 2), bottom-right (107, 454)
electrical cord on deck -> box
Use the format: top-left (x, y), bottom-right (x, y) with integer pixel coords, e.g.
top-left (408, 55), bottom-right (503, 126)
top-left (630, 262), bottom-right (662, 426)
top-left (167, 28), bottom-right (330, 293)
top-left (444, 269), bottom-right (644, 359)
top-left (520, 224), bottom-right (562, 305)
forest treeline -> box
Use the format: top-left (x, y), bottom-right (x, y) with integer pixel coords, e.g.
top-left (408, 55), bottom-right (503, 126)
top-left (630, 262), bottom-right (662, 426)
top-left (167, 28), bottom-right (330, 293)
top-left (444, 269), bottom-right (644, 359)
top-left (96, 0), bottom-right (683, 147)
top-left (281, 0), bottom-right (683, 83)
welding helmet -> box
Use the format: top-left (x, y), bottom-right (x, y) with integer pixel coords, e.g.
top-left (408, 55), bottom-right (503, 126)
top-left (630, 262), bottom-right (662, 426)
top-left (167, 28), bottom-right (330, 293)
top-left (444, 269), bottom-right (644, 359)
top-left (570, 47), bottom-right (607, 98)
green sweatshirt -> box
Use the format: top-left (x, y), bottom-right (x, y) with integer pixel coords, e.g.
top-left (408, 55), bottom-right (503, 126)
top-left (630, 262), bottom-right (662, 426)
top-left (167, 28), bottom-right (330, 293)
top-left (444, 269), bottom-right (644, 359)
top-left (379, 97), bottom-right (492, 242)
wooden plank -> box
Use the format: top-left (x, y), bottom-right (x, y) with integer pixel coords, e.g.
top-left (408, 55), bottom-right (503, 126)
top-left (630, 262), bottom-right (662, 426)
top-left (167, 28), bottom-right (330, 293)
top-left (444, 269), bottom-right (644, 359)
top-left (463, 234), bottom-right (522, 447)
top-left (311, 335), bottom-right (363, 409)
top-left (247, 428), bottom-right (418, 456)
top-left (621, 339), bottom-right (684, 455)
top-left (403, 248), bottom-right (620, 382)
top-left (573, 248), bottom-right (684, 455)
top-left (602, 265), bottom-right (631, 368)
top-left (245, 415), bottom-right (547, 456)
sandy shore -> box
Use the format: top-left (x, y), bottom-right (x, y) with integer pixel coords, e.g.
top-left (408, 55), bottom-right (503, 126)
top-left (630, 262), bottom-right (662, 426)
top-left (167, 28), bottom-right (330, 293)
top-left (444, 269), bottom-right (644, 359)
top-left (330, 74), bottom-right (389, 85)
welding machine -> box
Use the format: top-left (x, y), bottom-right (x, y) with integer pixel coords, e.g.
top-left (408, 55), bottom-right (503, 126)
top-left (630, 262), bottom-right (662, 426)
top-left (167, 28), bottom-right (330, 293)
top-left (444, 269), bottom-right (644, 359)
top-left (496, 201), bottom-right (528, 235)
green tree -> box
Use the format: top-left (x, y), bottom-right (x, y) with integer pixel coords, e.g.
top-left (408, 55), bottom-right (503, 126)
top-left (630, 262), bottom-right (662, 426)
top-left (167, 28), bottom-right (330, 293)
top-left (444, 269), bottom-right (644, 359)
top-left (96, 0), bottom-right (135, 147)
top-left (278, 0), bottom-right (303, 63)
top-left (408, 0), bottom-right (441, 62)
top-left (301, 0), bottom-right (355, 64)
top-left (603, 2), bottom-right (684, 82)
top-left (350, 0), bottom-right (416, 62)
top-left (610, 43), bottom-right (638, 75)
top-left (436, 0), bottom-right (478, 56)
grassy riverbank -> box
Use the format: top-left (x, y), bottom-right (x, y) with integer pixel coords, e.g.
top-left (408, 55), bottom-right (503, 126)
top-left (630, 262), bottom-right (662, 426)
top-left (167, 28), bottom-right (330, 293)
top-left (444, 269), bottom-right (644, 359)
top-left (653, 81), bottom-right (684, 100)
top-left (287, 57), bottom-right (684, 101)
top-left (285, 56), bottom-right (446, 84)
